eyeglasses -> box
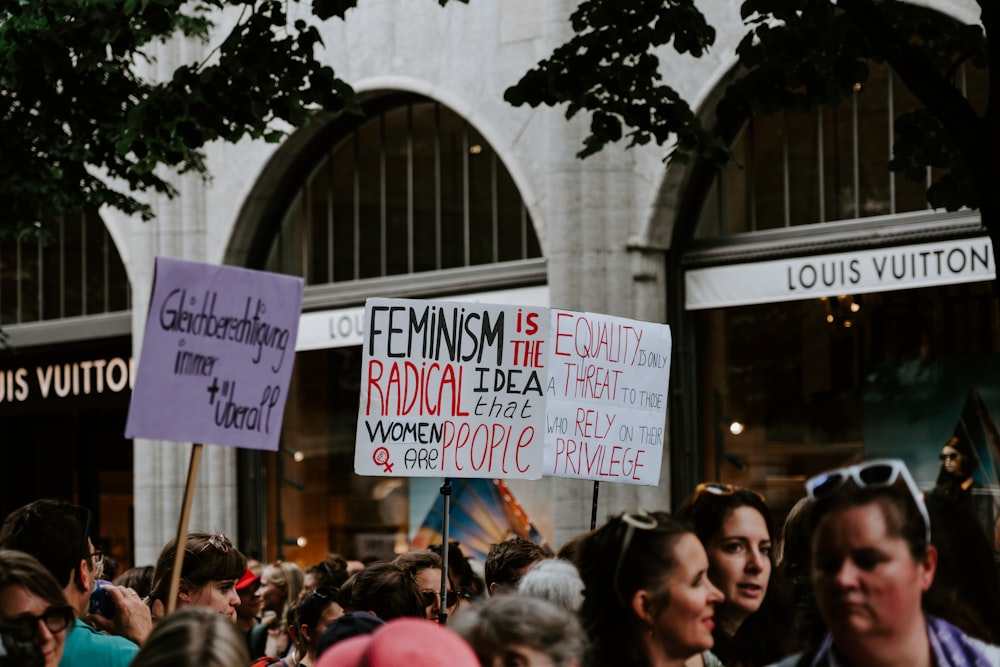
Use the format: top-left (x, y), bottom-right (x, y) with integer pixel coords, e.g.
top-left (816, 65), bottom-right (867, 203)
top-left (611, 510), bottom-right (659, 605)
top-left (421, 590), bottom-right (458, 608)
top-left (693, 482), bottom-right (765, 502)
top-left (1, 605), bottom-right (75, 642)
top-left (939, 453), bottom-right (959, 462)
top-left (199, 534), bottom-right (232, 554)
top-left (805, 459), bottom-right (931, 545)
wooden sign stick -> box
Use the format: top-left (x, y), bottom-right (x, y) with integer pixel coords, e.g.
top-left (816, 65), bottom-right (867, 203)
top-left (166, 443), bottom-right (204, 614)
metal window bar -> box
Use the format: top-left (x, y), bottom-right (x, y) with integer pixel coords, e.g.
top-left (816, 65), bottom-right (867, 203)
top-left (491, 150), bottom-right (499, 263)
top-left (59, 216), bottom-right (65, 317)
top-left (15, 237), bottom-right (22, 322)
top-left (818, 108), bottom-right (826, 223)
top-left (301, 183), bottom-right (310, 282)
top-left (407, 104), bottom-right (415, 274)
top-left (748, 119), bottom-right (757, 232)
top-left (379, 113), bottom-right (387, 277)
top-left (852, 89), bottom-right (860, 218)
top-left (37, 234), bottom-right (43, 318)
top-left (462, 124), bottom-right (471, 267)
top-left (888, 68), bottom-right (896, 214)
top-left (434, 104), bottom-right (442, 271)
top-left (353, 130), bottom-right (361, 280)
top-left (782, 110), bottom-right (791, 227)
top-left (80, 213), bottom-right (87, 315)
top-left (103, 226), bottom-right (110, 313)
top-left (328, 146), bottom-right (335, 282)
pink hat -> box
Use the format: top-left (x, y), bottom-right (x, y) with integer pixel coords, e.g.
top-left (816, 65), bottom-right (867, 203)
top-left (317, 618), bottom-right (478, 667)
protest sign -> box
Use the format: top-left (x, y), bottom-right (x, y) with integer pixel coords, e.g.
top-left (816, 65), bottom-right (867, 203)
top-left (125, 257), bottom-right (304, 451)
top-left (355, 298), bottom-right (548, 479)
top-left (544, 310), bottom-right (671, 486)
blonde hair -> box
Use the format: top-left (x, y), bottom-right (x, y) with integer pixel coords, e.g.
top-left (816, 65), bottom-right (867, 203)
top-left (131, 607), bottom-right (250, 667)
top-left (261, 561), bottom-right (304, 627)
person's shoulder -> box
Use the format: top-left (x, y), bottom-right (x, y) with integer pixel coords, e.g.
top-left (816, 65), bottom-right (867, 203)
top-left (61, 619), bottom-right (139, 667)
top-left (764, 653), bottom-right (807, 667)
top-left (967, 636), bottom-right (1000, 665)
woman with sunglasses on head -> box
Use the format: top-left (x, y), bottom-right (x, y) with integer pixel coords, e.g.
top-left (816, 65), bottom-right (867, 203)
top-left (147, 532), bottom-right (247, 623)
top-left (676, 484), bottom-right (796, 667)
top-left (392, 551), bottom-right (458, 622)
top-left (288, 587), bottom-right (343, 667)
top-left (0, 549), bottom-right (77, 667)
top-left (577, 510), bottom-right (724, 667)
top-left (774, 458), bottom-right (1000, 667)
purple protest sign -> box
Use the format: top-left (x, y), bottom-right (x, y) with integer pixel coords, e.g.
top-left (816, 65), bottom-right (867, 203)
top-left (125, 257), bottom-right (304, 451)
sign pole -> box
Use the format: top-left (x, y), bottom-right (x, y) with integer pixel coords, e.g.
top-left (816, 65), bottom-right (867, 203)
top-left (591, 480), bottom-right (600, 530)
top-left (166, 443), bottom-right (204, 613)
top-left (438, 477), bottom-right (452, 625)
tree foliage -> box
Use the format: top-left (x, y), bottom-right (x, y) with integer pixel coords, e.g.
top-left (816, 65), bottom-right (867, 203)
top-left (1, 0), bottom-right (994, 244)
top-left (507, 0), bottom-right (994, 218)
top-left (0, 0), bottom-right (372, 238)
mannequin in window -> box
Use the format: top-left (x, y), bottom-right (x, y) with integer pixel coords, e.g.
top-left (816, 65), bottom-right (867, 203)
top-left (933, 434), bottom-right (998, 560)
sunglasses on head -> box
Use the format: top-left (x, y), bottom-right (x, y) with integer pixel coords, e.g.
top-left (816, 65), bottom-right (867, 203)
top-left (693, 482), bottom-right (765, 502)
top-left (611, 509), bottom-right (659, 606)
top-left (805, 458), bottom-right (931, 545)
top-left (198, 533), bottom-right (233, 554)
top-left (421, 590), bottom-right (458, 608)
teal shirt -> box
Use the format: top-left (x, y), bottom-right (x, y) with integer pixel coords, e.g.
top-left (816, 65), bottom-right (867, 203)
top-left (60, 618), bottom-right (139, 667)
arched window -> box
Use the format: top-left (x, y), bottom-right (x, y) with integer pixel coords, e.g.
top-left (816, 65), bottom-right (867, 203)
top-left (696, 62), bottom-right (988, 239)
top-left (263, 97), bottom-right (541, 284)
top-left (0, 211), bottom-right (130, 325)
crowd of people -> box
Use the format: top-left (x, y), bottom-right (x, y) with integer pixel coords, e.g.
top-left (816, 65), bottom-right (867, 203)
top-left (2, 455), bottom-right (1000, 667)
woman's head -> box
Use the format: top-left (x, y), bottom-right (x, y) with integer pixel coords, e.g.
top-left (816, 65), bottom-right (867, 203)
top-left (805, 460), bottom-right (936, 651)
top-left (392, 551), bottom-right (455, 620)
top-left (256, 561), bottom-right (304, 622)
top-left (338, 562), bottom-right (426, 621)
top-left (676, 484), bottom-right (774, 633)
top-left (451, 594), bottom-right (586, 667)
top-left (130, 606), bottom-right (250, 667)
top-left (293, 587), bottom-right (343, 658)
top-left (939, 434), bottom-right (975, 478)
top-left (577, 510), bottom-right (723, 665)
top-left (0, 549), bottom-right (75, 667)
top-left (149, 532), bottom-right (247, 619)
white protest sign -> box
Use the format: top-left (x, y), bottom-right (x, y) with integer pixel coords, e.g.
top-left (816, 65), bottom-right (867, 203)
top-left (125, 257), bottom-right (304, 451)
top-left (355, 298), bottom-right (548, 479)
top-left (544, 310), bottom-right (671, 486)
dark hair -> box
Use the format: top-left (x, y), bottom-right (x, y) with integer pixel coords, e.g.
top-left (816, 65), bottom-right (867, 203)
top-left (676, 489), bottom-right (797, 666)
top-left (810, 478), bottom-right (928, 560)
top-left (577, 511), bottom-right (689, 667)
top-left (923, 493), bottom-right (1000, 643)
top-left (115, 565), bottom-right (155, 599)
top-left (130, 606), bottom-right (250, 667)
top-left (484, 537), bottom-right (547, 591)
top-left (936, 434), bottom-right (978, 482)
top-left (676, 487), bottom-right (775, 546)
top-left (0, 500), bottom-right (93, 588)
top-left (0, 549), bottom-right (72, 613)
top-left (295, 586), bottom-right (340, 631)
top-left (392, 551), bottom-right (441, 576)
top-left (305, 554), bottom-right (349, 589)
top-left (776, 497), bottom-right (825, 649)
top-left (148, 532), bottom-right (247, 606)
top-left (338, 562), bottom-right (425, 621)
top-left (428, 542), bottom-right (483, 600)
